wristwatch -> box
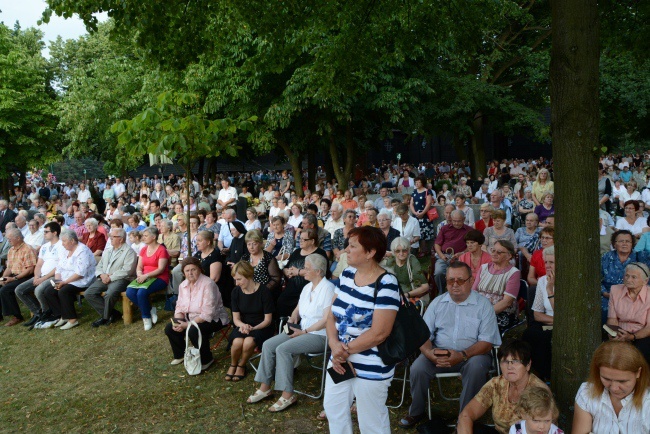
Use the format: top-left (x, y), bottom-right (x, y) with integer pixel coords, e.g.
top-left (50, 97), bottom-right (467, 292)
top-left (461, 351), bottom-right (468, 362)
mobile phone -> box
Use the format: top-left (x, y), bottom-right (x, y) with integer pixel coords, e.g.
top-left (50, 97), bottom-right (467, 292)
top-left (171, 317), bottom-right (185, 324)
top-left (283, 322), bottom-right (300, 335)
top-left (0, 277), bottom-right (6, 281)
top-left (433, 349), bottom-right (451, 357)
top-left (602, 324), bottom-right (619, 337)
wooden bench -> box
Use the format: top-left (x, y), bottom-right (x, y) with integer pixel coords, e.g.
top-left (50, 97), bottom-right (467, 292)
top-left (79, 288), bottom-right (168, 325)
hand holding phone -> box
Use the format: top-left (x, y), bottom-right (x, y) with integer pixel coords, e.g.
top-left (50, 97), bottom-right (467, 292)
top-left (433, 348), bottom-right (451, 358)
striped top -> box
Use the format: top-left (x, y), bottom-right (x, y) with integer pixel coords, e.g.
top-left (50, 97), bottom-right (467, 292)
top-left (331, 267), bottom-right (401, 380)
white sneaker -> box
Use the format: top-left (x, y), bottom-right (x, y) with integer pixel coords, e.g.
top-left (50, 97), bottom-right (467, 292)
top-left (39, 319), bottom-right (58, 329)
top-left (151, 307), bottom-right (158, 324)
top-left (54, 319), bottom-right (67, 327)
top-left (143, 318), bottom-right (153, 331)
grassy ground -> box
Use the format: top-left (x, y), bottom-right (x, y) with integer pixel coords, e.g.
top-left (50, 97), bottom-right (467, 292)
top-left (0, 294), bottom-right (467, 434)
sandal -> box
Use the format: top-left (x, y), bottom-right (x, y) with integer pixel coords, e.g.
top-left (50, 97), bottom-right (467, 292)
top-left (316, 410), bottom-right (327, 421)
top-left (247, 388), bottom-right (273, 404)
top-left (232, 364), bottom-right (247, 382)
top-left (268, 395), bottom-right (297, 412)
top-left (224, 365), bottom-right (237, 381)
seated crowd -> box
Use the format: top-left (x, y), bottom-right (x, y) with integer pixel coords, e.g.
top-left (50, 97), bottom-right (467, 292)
top-left (1, 153), bottom-right (650, 433)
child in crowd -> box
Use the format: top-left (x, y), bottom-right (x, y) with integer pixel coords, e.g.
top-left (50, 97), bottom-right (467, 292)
top-left (129, 230), bottom-right (143, 253)
top-left (509, 386), bottom-right (563, 434)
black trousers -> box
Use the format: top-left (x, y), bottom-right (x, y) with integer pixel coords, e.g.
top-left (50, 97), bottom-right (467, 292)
top-left (165, 319), bottom-right (224, 364)
top-left (0, 276), bottom-right (32, 318)
top-left (634, 336), bottom-right (650, 366)
top-left (42, 283), bottom-right (85, 319)
top-left (522, 322), bottom-right (552, 381)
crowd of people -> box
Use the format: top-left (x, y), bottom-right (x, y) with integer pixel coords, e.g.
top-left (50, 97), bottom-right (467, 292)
top-left (1, 152), bottom-right (650, 433)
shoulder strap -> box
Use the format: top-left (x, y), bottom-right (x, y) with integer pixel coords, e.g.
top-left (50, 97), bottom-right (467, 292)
top-left (373, 271), bottom-right (408, 305)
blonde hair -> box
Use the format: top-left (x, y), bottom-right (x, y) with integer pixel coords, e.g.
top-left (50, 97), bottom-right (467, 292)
top-left (231, 260), bottom-right (254, 279)
top-left (517, 386), bottom-right (559, 420)
top-left (587, 341), bottom-right (650, 409)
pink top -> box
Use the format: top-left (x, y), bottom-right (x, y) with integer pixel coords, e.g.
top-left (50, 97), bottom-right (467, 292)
top-left (608, 284), bottom-right (650, 334)
top-left (459, 251), bottom-right (492, 278)
top-left (139, 244), bottom-right (170, 284)
top-left (472, 263), bottom-right (521, 299)
top-left (175, 273), bottom-right (229, 324)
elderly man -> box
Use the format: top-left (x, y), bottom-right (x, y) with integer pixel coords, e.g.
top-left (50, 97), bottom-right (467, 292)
top-left (473, 183), bottom-right (490, 204)
top-left (25, 220), bottom-right (44, 252)
top-left (489, 189), bottom-right (512, 227)
top-left (15, 222), bottom-right (64, 327)
top-left (112, 177), bottom-right (126, 198)
top-left (374, 187), bottom-right (390, 210)
top-left (399, 261), bottom-right (501, 428)
top-left (297, 213), bottom-right (332, 259)
top-left (324, 203), bottom-right (345, 235)
top-left (85, 228), bottom-right (137, 327)
top-left (0, 229), bottom-right (38, 326)
top-left (433, 209), bottom-right (471, 293)
top-left (217, 209), bottom-right (241, 254)
top-left (217, 178), bottom-right (238, 210)
top-left (77, 183), bottom-right (91, 203)
top-left (0, 199), bottom-right (17, 234)
top-left (69, 211), bottom-right (88, 239)
top-left (15, 214), bottom-right (29, 238)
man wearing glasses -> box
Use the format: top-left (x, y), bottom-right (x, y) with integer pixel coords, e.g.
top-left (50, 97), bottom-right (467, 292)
top-left (84, 228), bottom-right (137, 327)
top-left (399, 261), bottom-right (501, 429)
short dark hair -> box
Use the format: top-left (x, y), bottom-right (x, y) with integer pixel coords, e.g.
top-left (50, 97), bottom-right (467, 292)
top-left (612, 229), bottom-right (635, 248)
top-left (447, 261), bottom-right (471, 278)
top-left (347, 226), bottom-right (386, 262)
top-left (414, 175), bottom-right (427, 185)
top-left (498, 339), bottom-right (532, 366)
top-left (464, 229), bottom-right (485, 244)
top-left (44, 221), bottom-right (61, 236)
top-left (320, 198), bottom-right (332, 208)
top-left (150, 200), bottom-right (161, 207)
top-left (307, 203), bottom-right (319, 213)
top-left (624, 200), bottom-right (640, 211)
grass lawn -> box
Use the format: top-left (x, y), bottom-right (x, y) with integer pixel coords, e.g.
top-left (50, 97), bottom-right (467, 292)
top-left (0, 294), bottom-right (467, 434)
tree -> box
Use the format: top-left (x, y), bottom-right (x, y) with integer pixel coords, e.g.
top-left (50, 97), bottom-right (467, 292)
top-left (0, 23), bottom-right (60, 196)
top-left (111, 91), bottom-right (255, 245)
top-left (550, 0), bottom-right (601, 428)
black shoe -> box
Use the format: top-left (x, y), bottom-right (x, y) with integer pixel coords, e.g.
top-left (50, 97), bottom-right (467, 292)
top-left (91, 318), bottom-right (109, 327)
top-left (108, 310), bottom-right (123, 324)
top-left (24, 314), bottom-right (41, 327)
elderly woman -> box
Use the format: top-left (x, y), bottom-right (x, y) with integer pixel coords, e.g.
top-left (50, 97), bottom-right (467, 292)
top-left (324, 226), bottom-right (400, 434)
top-left (241, 229), bottom-right (282, 300)
top-left (125, 227), bottom-right (170, 331)
top-left (517, 190), bottom-right (535, 219)
top-left (601, 230), bottom-right (650, 324)
top-left (616, 200), bottom-right (648, 237)
top-left (333, 209), bottom-right (357, 263)
top-left (515, 213), bottom-right (540, 263)
top-left (473, 240), bottom-right (521, 332)
top-left (522, 246), bottom-right (556, 381)
top-left (227, 221), bottom-right (249, 266)
top-left (606, 262), bottom-right (650, 364)
top-left (457, 340), bottom-right (549, 434)
top-left (278, 228), bottom-right (328, 317)
top-left (158, 219), bottom-right (180, 267)
top-left (410, 176), bottom-right (435, 257)
top-left (81, 217), bottom-right (107, 262)
top-left (378, 210), bottom-right (400, 255)
top-left (41, 230), bottom-right (96, 330)
top-left (483, 209), bottom-right (516, 253)
top-left (227, 261), bottom-right (275, 382)
top-left (247, 254), bottom-right (335, 411)
top-left (531, 168), bottom-right (554, 206)
top-left (527, 227), bottom-right (554, 285)
top-left (457, 177), bottom-right (472, 198)
top-left (459, 230), bottom-right (492, 278)
top-left (455, 194), bottom-right (475, 227)
top-left (165, 257), bottom-right (229, 370)
top-left (149, 182), bottom-right (166, 203)
top-left (385, 237), bottom-right (430, 305)
top-left (619, 181), bottom-right (642, 209)
top-left (264, 216), bottom-right (294, 261)
top-left (572, 341), bottom-right (650, 434)
top-left (475, 203), bottom-right (495, 233)
top-left (534, 193), bottom-right (555, 225)
top-left (164, 185), bottom-right (180, 208)
top-left (393, 203), bottom-right (422, 253)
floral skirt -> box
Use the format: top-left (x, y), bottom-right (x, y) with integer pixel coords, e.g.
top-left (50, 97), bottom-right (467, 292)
top-left (416, 217), bottom-right (435, 241)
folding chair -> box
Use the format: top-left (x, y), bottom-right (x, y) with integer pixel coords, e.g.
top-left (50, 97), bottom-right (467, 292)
top-left (249, 318), bottom-right (285, 373)
top-left (210, 323), bottom-right (232, 351)
top-left (293, 335), bottom-right (330, 399)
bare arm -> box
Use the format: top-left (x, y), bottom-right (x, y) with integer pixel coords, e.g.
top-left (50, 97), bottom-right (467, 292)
top-left (534, 311), bottom-right (554, 325)
top-left (527, 265), bottom-right (538, 286)
top-left (493, 294), bottom-right (516, 314)
top-left (457, 399), bottom-right (488, 434)
top-left (571, 403), bottom-right (594, 434)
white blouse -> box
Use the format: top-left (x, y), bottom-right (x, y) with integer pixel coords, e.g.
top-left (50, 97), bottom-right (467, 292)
top-left (56, 243), bottom-right (97, 287)
top-left (615, 217), bottom-right (648, 236)
top-left (297, 278), bottom-right (335, 336)
top-left (575, 382), bottom-right (650, 434)
top-left (391, 216), bottom-right (422, 248)
top-left (531, 275), bottom-right (554, 316)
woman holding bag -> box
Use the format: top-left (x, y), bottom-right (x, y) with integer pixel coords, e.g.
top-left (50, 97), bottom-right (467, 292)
top-left (165, 257), bottom-right (229, 371)
top-left (324, 226), bottom-right (400, 434)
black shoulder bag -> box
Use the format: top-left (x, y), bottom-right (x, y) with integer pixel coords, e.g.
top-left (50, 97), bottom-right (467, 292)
top-left (373, 272), bottom-right (431, 365)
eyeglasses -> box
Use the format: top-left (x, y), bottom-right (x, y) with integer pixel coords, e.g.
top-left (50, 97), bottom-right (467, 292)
top-left (300, 237), bottom-right (313, 242)
top-left (492, 250), bottom-right (509, 255)
top-left (540, 236), bottom-right (553, 240)
top-left (43, 230), bottom-right (51, 233)
top-left (500, 359), bottom-right (524, 366)
top-left (445, 277), bottom-right (471, 286)
top-left (616, 240), bottom-right (633, 244)
top-left (393, 249), bottom-right (408, 254)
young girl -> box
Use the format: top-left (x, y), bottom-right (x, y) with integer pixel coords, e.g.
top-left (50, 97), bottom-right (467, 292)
top-left (510, 386), bottom-right (563, 434)
top-left (129, 230), bottom-right (144, 253)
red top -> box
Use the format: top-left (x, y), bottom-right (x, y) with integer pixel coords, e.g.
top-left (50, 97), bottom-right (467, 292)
top-left (474, 218), bottom-right (494, 233)
top-left (530, 249), bottom-right (546, 278)
top-left (82, 232), bottom-right (106, 254)
top-left (139, 244), bottom-right (171, 283)
top-left (435, 224), bottom-right (472, 255)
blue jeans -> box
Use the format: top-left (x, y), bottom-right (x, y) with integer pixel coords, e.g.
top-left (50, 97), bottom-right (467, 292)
top-left (126, 278), bottom-right (168, 319)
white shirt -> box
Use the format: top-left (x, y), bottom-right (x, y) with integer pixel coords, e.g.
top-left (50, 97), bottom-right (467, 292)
top-left (217, 186), bottom-right (238, 207)
top-left (287, 214), bottom-right (303, 229)
top-left (615, 216), bottom-right (648, 236)
top-left (324, 217), bottom-right (344, 235)
top-left (391, 216), bottom-right (421, 248)
top-left (113, 182), bottom-right (126, 198)
top-left (19, 225), bottom-right (30, 238)
top-left (641, 189), bottom-right (650, 207)
top-left (244, 219), bottom-right (262, 231)
top-left (619, 190), bottom-right (641, 204)
top-left (298, 279), bottom-right (335, 336)
top-left (25, 230), bottom-right (44, 250)
top-left (508, 420), bottom-right (563, 434)
top-left (575, 382), bottom-right (650, 434)
top-left (56, 243), bottom-right (96, 287)
top-left (38, 240), bottom-right (64, 276)
top-left (531, 275), bottom-right (553, 317)
top-left (77, 189), bottom-right (91, 203)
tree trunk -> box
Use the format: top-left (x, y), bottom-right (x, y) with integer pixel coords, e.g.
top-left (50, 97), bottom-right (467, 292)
top-left (276, 139), bottom-right (303, 198)
top-left (451, 132), bottom-right (468, 162)
top-left (197, 156), bottom-right (205, 184)
top-left (186, 162), bottom-right (192, 252)
top-left (329, 121), bottom-right (354, 190)
top-left (469, 112), bottom-right (487, 179)
top-left (550, 0), bottom-right (600, 429)
top-left (307, 146), bottom-right (316, 198)
top-left (323, 149), bottom-right (335, 183)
